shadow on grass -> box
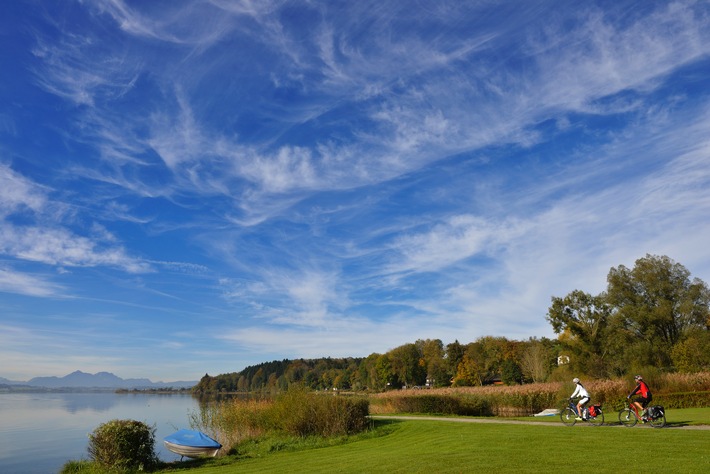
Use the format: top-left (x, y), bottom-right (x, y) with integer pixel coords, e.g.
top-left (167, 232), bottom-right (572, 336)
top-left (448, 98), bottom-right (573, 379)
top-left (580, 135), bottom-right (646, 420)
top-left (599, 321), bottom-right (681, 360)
top-left (608, 420), bottom-right (691, 428)
top-left (664, 420), bottom-right (692, 427)
top-left (371, 418), bottom-right (404, 427)
top-left (157, 456), bottom-right (214, 471)
top-left (158, 452), bottom-right (250, 472)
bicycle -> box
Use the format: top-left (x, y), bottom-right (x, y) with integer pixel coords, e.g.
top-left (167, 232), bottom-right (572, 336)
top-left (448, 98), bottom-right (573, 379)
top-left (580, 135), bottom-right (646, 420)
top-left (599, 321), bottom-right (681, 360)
top-left (618, 401), bottom-right (666, 428)
top-left (560, 399), bottom-right (604, 426)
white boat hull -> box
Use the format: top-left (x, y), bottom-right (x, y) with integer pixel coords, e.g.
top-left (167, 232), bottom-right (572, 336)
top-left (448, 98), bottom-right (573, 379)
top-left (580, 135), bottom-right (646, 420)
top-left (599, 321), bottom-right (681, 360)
top-left (164, 440), bottom-right (220, 458)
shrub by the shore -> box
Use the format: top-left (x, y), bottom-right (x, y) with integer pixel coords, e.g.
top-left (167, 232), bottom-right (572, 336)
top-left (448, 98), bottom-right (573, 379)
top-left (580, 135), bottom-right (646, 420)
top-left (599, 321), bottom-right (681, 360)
top-left (87, 419), bottom-right (158, 471)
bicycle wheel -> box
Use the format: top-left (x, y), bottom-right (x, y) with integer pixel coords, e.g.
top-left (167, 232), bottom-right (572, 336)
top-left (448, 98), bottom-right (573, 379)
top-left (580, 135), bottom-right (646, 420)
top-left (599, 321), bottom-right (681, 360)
top-left (561, 407), bottom-right (577, 426)
top-left (587, 411), bottom-right (604, 426)
top-left (649, 412), bottom-right (666, 428)
top-left (618, 408), bottom-right (637, 427)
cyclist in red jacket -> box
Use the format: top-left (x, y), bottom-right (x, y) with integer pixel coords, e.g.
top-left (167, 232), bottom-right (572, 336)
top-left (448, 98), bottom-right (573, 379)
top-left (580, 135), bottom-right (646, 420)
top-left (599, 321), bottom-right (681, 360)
top-left (627, 375), bottom-right (652, 419)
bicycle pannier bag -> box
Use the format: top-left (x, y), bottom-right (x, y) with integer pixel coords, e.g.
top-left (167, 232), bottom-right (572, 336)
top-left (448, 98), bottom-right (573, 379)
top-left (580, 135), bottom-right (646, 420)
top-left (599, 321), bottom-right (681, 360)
top-left (648, 405), bottom-right (663, 418)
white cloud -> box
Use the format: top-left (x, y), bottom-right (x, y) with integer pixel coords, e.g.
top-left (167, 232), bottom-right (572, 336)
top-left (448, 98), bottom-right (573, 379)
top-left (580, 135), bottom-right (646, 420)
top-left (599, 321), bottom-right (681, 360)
top-left (533, 1), bottom-right (710, 113)
top-left (86, 0), bottom-right (185, 43)
top-left (147, 89), bottom-right (211, 170)
top-left (0, 163), bottom-right (47, 216)
top-left (31, 34), bottom-right (140, 107)
top-left (31, 0), bottom-right (709, 231)
top-left (0, 163), bottom-right (150, 279)
top-left (388, 215), bottom-right (529, 275)
top-left (0, 267), bottom-right (64, 297)
top-left (218, 316), bottom-right (439, 359)
top-left (224, 268), bottom-right (344, 327)
top-left (0, 225), bottom-right (150, 273)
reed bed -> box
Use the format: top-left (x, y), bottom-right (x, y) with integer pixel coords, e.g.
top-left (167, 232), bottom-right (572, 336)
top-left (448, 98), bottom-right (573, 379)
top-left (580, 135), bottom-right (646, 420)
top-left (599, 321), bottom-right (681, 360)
top-left (655, 371), bottom-right (710, 392)
top-left (370, 372), bottom-right (710, 416)
top-left (189, 388), bottom-right (370, 454)
top-left (369, 382), bottom-right (561, 416)
top-left (189, 398), bottom-right (271, 452)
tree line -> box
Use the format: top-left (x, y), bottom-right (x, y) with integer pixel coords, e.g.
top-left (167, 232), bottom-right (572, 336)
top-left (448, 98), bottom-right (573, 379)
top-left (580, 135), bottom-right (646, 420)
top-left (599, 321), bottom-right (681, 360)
top-left (194, 255), bottom-right (709, 394)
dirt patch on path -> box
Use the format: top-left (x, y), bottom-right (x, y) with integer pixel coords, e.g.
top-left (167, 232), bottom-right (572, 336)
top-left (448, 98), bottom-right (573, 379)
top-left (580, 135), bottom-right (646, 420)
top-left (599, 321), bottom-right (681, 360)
top-left (372, 415), bottom-right (710, 430)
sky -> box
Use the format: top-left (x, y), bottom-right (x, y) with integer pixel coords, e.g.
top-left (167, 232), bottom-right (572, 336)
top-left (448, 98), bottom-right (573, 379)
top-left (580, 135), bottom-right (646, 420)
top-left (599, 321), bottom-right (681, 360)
top-left (1, 0), bottom-right (709, 383)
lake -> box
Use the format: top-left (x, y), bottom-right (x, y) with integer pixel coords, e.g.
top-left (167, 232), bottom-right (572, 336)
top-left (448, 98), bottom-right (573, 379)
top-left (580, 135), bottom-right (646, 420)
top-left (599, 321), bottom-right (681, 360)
top-left (0, 392), bottom-right (201, 474)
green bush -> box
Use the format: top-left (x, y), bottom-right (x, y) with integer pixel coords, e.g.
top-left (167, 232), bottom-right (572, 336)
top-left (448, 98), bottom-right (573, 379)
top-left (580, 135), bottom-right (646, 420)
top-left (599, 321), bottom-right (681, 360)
top-left (87, 419), bottom-right (158, 472)
top-left (654, 391), bottom-right (710, 409)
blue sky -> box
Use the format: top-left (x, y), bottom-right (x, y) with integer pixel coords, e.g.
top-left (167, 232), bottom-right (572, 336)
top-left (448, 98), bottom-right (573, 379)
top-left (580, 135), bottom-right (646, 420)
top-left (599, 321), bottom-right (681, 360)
top-left (1, 0), bottom-right (709, 382)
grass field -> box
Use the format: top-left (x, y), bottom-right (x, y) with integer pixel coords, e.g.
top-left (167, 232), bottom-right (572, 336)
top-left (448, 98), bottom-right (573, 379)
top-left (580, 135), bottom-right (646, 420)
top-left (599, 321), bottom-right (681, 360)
top-left (157, 408), bottom-right (710, 473)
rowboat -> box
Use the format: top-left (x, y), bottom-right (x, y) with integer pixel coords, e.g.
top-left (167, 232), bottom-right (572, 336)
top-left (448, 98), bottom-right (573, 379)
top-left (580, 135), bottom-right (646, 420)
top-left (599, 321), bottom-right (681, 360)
top-left (164, 429), bottom-right (222, 459)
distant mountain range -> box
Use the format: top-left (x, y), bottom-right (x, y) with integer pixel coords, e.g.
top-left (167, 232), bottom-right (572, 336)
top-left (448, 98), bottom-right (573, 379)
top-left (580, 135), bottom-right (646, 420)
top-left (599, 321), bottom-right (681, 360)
top-left (0, 370), bottom-right (196, 390)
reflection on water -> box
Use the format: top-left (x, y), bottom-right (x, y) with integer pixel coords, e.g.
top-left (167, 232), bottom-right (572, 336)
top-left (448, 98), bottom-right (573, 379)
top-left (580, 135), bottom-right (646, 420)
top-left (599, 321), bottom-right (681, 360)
top-left (58, 392), bottom-right (121, 413)
top-left (0, 392), bottom-right (200, 474)
top-left (60, 392), bottom-right (199, 414)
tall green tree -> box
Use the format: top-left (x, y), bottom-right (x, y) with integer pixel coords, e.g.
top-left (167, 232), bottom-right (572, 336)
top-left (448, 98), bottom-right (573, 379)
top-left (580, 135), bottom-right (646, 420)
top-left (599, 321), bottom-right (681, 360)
top-left (356, 353), bottom-right (381, 390)
top-left (501, 359), bottom-right (523, 385)
top-left (445, 340), bottom-right (465, 383)
top-left (606, 254), bottom-right (710, 368)
top-left (546, 290), bottom-right (613, 377)
top-left (416, 339), bottom-right (448, 387)
top-left (474, 336), bottom-right (517, 383)
top-left (374, 354), bottom-right (396, 389)
top-left (389, 343), bottom-right (426, 387)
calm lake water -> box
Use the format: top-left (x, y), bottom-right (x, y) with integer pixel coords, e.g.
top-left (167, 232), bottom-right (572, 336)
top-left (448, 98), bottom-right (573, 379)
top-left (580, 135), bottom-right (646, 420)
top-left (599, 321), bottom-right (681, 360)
top-left (0, 392), bottom-right (201, 474)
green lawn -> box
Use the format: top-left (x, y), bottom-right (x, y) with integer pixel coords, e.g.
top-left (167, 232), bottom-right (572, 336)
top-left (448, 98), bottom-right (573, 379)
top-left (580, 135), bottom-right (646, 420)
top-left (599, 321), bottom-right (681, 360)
top-left (157, 409), bottom-right (710, 473)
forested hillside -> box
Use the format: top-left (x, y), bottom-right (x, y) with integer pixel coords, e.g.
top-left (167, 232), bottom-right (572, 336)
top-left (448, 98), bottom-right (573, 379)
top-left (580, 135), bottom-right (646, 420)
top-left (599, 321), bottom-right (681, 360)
top-left (193, 357), bottom-right (364, 393)
top-left (194, 255), bottom-right (709, 394)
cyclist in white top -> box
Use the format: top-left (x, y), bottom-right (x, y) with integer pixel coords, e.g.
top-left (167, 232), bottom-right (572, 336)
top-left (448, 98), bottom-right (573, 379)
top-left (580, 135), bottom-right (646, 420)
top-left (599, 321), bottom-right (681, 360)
top-left (570, 378), bottom-right (590, 419)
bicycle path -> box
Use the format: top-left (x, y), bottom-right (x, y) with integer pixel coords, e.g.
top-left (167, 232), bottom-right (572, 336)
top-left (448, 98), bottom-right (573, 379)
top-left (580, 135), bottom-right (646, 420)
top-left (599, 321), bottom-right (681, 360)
top-left (371, 415), bottom-right (710, 430)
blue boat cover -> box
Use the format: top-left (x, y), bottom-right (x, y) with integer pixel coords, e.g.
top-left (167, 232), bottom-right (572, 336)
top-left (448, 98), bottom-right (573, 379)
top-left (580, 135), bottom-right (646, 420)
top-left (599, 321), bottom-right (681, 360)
top-left (164, 429), bottom-right (222, 448)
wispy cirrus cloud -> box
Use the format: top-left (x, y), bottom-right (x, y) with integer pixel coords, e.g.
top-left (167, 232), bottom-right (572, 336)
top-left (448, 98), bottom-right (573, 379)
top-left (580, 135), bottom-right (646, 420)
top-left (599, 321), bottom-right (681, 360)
top-left (0, 163), bottom-right (48, 216)
top-left (221, 267), bottom-right (343, 327)
top-left (0, 164), bottom-right (151, 282)
top-left (0, 267), bottom-right (65, 297)
top-left (531, 2), bottom-right (710, 113)
top-left (32, 0), bottom-right (710, 226)
top-left (30, 33), bottom-right (140, 107)
top-left (387, 215), bottom-right (524, 276)
top-left (217, 315), bottom-right (439, 359)
top-left (35, 1), bottom-right (708, 278)
top-left (0, 225), bottom-right (151, 273)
